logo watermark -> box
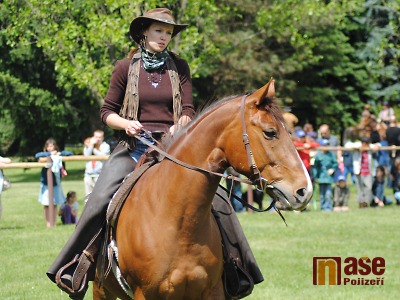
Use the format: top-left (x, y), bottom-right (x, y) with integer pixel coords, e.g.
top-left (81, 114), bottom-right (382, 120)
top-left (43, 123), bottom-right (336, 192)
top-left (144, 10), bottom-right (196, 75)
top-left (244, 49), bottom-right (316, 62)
top-left (312, 256), bottom-right (385, 285)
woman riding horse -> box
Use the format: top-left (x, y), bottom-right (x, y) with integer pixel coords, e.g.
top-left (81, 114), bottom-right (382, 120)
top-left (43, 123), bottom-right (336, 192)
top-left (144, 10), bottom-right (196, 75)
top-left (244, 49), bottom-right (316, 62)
top-left (46, 8), bottom-right (264, 299)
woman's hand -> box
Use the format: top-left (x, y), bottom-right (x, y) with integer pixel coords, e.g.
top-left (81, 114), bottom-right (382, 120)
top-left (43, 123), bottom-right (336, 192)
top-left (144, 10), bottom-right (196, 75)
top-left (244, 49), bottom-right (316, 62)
top-left (170, 115), bottom-right (191, 136)
top-left (125, 120), bottom-right (144, 137)
top-left (105, 114), bottom-right (143, 137)
top-left (169, 124), bottom-right (181, 136)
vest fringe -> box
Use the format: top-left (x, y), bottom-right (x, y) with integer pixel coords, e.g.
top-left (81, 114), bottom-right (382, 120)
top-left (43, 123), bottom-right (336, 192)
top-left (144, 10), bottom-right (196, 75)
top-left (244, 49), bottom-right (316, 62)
top-left (119, 51), bottom-right (183, 150)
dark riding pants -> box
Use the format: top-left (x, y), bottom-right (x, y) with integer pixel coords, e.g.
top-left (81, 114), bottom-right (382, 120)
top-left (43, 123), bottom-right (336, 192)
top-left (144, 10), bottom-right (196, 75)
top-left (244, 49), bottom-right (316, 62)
top-left (47, 144), bottom-right (135, 282)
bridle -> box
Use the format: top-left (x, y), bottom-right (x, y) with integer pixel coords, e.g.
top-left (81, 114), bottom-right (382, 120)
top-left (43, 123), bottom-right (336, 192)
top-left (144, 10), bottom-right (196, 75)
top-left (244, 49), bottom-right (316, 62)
top-left (240, 94), bottom-right (274, 192)
top-left (134, 94), bottom-right (287, 219)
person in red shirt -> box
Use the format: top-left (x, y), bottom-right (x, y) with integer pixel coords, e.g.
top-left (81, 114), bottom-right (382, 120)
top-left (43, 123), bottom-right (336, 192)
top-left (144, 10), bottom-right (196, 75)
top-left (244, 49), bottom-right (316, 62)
top-left (294, 129), bottom-right (320, 178)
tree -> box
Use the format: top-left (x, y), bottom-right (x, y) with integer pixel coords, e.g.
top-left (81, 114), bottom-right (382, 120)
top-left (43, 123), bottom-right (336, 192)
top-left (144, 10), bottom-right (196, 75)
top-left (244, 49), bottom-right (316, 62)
top-left (350, 0), bottom-right (400, 106)
top-left (203, 0), bottom-right (372, 135)
top-left (1, 0), bottom-right (398, 154)
top-left (0, 0), bottom-right (222, 154)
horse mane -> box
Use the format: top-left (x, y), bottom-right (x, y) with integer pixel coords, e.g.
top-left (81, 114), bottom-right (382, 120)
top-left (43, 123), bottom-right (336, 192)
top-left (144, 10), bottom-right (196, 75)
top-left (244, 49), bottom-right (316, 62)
top-left (162, 91), bottom-right (284, 149)
top-left (191, 90), bottom-right (284, 128)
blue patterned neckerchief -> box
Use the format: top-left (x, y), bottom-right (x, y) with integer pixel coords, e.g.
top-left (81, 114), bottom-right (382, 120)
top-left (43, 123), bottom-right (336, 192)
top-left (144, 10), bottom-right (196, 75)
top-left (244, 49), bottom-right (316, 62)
top-left (140, 46), bottom-right (169, 71)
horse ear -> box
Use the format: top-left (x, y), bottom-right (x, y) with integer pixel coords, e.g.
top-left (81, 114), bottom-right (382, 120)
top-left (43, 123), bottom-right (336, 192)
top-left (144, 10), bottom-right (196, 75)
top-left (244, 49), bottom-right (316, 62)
top-left (248, 78), bottom-right (275, 106)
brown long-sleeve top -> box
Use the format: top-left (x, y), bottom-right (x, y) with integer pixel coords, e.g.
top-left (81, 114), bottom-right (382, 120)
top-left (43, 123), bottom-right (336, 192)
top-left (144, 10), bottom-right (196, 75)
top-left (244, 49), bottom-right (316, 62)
top-left (100, 55), bottom-right (195, 133)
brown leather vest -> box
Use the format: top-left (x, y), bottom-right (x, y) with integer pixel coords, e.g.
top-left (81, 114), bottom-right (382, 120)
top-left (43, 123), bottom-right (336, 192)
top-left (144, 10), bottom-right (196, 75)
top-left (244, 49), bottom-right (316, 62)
top-left (119, 51), bottom-right (182, 149)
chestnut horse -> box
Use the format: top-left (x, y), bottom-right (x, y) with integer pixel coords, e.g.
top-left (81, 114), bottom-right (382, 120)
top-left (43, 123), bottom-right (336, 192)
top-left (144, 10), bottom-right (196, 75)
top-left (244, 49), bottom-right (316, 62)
top-left (94, 79), bottom-right (313, 299)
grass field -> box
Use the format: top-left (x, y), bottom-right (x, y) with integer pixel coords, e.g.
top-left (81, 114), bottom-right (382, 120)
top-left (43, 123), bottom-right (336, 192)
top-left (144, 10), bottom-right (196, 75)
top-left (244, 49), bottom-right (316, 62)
top-left (1, 161), bottom-right (399, 299)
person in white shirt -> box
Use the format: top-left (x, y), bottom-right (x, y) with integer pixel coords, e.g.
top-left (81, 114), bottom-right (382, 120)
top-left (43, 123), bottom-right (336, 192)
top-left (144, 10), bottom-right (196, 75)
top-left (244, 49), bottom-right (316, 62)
top-left (83, 130), bottom-right (110, 196)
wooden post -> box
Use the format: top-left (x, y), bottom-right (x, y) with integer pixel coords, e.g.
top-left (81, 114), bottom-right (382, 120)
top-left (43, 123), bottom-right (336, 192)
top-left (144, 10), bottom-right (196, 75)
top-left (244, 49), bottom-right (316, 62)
top-left (47, 156), bottom-right (55, 227)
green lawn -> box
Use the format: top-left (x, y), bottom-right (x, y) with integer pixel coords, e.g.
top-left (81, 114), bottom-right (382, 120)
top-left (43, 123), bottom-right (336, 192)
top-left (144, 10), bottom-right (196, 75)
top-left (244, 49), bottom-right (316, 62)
top-left (1, 162), bottom-right (399, 299)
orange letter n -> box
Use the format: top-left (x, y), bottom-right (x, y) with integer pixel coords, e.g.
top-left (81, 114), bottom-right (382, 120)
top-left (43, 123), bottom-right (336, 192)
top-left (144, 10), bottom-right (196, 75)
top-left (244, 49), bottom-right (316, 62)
top-left (313, 257), bottom-right (341, 285)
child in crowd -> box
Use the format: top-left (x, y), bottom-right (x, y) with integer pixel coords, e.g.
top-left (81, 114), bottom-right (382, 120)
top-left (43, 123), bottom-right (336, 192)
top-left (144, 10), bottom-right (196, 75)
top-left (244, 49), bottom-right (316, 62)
top-left (59, 191), bottom-right (79, 224)
top-left (371, 165), bottom-right (393, 207)
top-left (313, 139), bottom-right (338, 211)
top-left (390, 157), bottom-right (400, 205)
top-left (333, 175), bottom-right (350, 211)
top-left (35, 138), bottom-right (72, 227)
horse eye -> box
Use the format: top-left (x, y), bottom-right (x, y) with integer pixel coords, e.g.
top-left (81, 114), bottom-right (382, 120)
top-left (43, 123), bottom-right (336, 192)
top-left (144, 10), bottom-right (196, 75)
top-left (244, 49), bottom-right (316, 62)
top-left (263, 129), bottom-right (277, 140)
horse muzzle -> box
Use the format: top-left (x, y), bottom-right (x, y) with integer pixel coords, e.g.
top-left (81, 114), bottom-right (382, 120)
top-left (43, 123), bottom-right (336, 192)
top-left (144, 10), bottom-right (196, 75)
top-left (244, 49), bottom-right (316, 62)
top-left (267, 182), bottom-right (313, 211)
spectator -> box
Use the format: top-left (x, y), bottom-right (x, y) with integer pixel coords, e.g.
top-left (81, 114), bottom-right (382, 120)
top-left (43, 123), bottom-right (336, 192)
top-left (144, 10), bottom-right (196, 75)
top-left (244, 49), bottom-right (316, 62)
top-left (341, 149), bottom-right (355, 185)
top-left (371, 165), bottom-right (393, 207)
top-left (35, 138), bottom-right (73, 227)
top-left (378, 101), bottom-right (395, 126)
top-left (386, 116), bottom-right (400, 168)
top-left (374, 121), bottom-right (391, 187)
top-left (303, 123), bottom-right (317, 141)
top-left (314, 139), bottom-right (338, 211)
top-left (59, 191), bottom-right (79, 224)
top-left (333, 175), bottom-right (350, 212)
top-left (390, 157), bottom-right (400, 205)
top-left (83, 130), bottom-right (111, 196)
top-left (0, 156), bottom-right (12, 221)
top-left (318, 124), bottom-right (342, 182)
top-left (345, 136), bottom-right (380, 208)
top-left (368, 121), bottom-right (381, 176)
top-left (293, 129), bottom-right (319, 180)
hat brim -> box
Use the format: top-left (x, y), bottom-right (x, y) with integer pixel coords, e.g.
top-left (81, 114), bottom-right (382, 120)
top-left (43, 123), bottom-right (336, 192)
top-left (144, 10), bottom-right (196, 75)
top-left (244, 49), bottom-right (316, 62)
top-left (129, 17), bottom-right (188, 44)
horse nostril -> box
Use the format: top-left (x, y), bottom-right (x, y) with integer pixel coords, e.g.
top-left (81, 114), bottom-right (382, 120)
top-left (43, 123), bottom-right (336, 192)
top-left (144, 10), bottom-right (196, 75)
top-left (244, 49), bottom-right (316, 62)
top-left (296, 188), bottom-right (306, 198)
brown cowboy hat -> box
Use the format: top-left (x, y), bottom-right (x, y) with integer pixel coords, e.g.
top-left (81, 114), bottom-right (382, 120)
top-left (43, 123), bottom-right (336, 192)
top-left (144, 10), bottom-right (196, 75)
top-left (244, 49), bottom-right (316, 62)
top-left (129, 8), bottom-right (188, 44)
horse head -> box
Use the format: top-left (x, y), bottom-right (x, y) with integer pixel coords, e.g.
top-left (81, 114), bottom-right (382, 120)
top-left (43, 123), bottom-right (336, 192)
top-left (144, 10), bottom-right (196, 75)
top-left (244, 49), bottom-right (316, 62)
top-left (222, 79), bottom-right (313, 210)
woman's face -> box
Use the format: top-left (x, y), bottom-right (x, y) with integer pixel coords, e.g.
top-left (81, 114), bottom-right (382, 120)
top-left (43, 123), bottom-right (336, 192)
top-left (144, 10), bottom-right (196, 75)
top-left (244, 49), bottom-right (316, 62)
top-left (143, 22), bottom-right (174, 53)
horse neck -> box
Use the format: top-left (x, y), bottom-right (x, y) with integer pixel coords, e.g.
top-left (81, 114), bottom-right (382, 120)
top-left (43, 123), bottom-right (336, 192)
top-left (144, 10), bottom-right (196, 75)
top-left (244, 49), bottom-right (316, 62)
top-left (161, 100), bottom-right (239, 207)
top-left (170, 100), bottom-right (238, 171)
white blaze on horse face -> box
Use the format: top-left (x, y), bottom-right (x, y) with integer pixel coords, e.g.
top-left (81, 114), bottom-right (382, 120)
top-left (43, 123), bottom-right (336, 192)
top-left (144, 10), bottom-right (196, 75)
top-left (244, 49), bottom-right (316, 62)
top-left (298, 150), bottom-right (314, 201)
top-left (272, 120), bottom-right (313, 209)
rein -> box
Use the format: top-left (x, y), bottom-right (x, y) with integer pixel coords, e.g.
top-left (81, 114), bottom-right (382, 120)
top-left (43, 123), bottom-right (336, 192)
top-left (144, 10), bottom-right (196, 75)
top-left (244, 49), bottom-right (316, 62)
top-left (133, 94), bottom-right (287, 223)
top-left (134, 131), bottom-right (254, 186)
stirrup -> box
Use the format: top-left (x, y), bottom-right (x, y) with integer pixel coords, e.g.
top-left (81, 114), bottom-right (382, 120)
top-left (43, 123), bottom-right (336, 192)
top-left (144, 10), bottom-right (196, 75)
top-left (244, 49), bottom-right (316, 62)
top-left (55, 253), bottom-right (90, 296)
